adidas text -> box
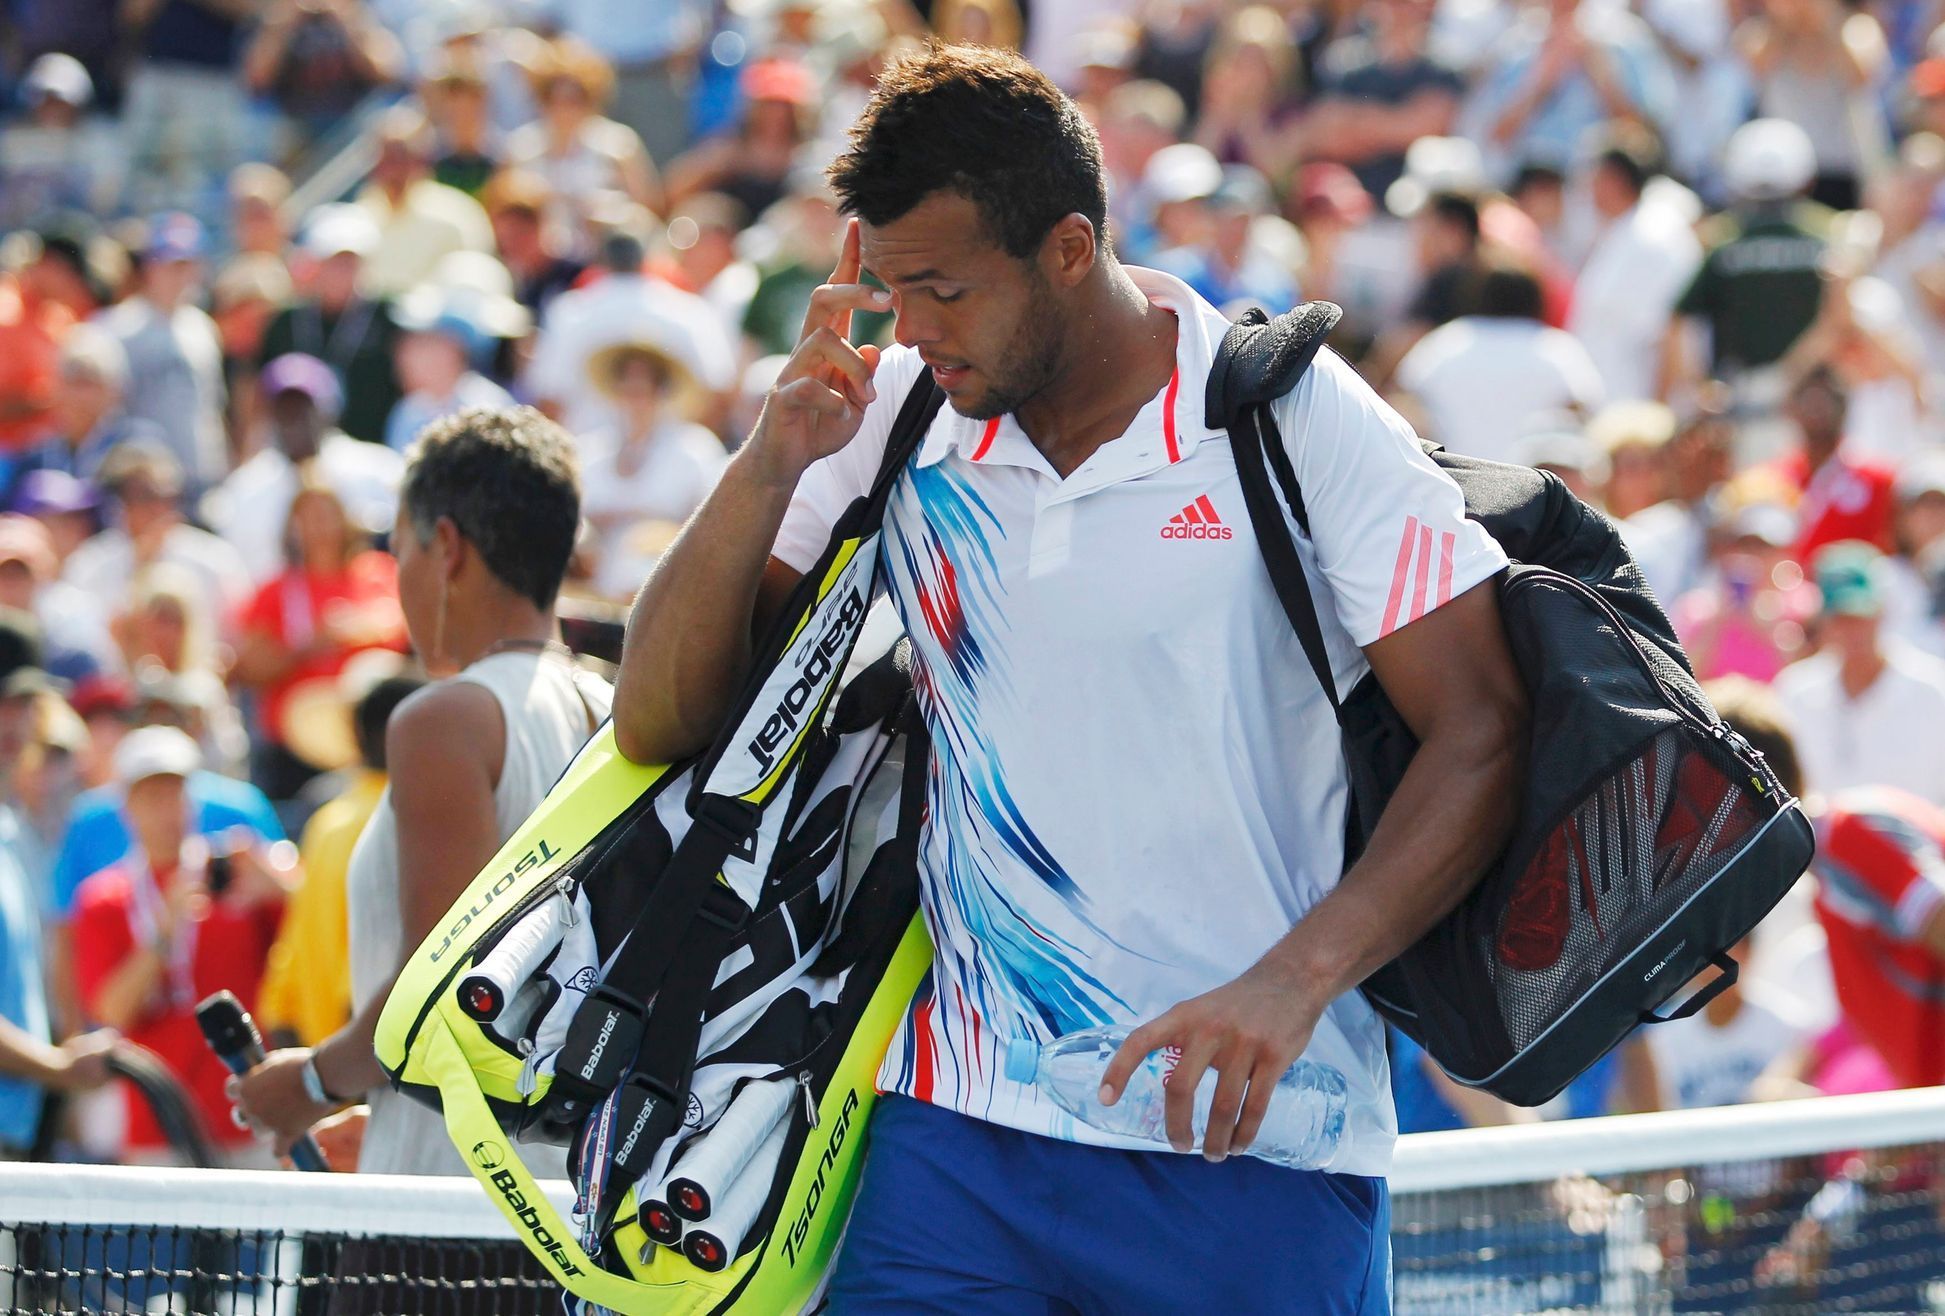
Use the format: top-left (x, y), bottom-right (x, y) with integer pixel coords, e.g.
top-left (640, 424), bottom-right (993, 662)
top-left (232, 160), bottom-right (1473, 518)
top-left (1159, 523), bottom-right (1233, 540)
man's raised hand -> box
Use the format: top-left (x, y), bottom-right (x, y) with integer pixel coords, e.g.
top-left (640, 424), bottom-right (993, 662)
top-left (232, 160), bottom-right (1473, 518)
top-left (749, 217), bottom-right (889, 486)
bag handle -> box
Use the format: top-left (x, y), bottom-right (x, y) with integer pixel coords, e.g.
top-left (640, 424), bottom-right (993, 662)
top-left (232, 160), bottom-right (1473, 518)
top-left (1640, 952), bottom-right (1738, 1024)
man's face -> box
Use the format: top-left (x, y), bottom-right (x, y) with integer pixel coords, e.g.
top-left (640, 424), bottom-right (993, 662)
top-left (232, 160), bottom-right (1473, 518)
top-left (145, 258), bottom-right (200, 307)
top-left (313, 251), bottom-right (361, 307)
top-left (270, 389), bottom-right (324, 456)
top-left (116, 479), bottom-right (177, 538)
top-left (123, 772), bottom-right (188, 866)
top-left (861, 192), bottom-right (1067, 420)
top-left (0, 559), bottom-right (36, 612)
top-left (53, 367), bottom-right (115, 436)
top-left (1787, 381), bottom-right (1845, 452)
top-left (1822, 610), bottom-right (1880, 663)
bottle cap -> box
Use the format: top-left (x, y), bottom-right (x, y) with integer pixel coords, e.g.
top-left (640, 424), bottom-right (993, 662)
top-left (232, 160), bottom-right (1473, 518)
top-left (1003, 1038), bottom-right (1038, 1084)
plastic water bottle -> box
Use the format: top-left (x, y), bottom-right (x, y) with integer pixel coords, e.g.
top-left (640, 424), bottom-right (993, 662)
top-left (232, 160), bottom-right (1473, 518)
top-left (1004, 1026), bottom-right (1348, 1170)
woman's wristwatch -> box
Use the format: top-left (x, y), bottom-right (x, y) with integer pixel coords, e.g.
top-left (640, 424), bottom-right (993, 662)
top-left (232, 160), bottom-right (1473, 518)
top-left (301, 1051), bottom-right (346, 1105)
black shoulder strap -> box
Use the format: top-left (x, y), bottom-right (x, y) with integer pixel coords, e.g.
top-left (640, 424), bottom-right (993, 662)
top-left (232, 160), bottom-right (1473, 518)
top-left (545, 369), bottom-right (943, 1179)
top-left (1210, 302), bottom-right (1344, 719)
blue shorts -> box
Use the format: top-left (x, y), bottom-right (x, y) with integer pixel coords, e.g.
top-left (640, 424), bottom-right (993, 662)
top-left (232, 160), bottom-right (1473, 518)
top-left (826, 1095), bottom-right (1391, 1314)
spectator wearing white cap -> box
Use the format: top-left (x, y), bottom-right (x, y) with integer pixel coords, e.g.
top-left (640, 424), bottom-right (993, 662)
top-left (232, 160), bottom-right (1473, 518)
top-left (203, 353), bottom-right (404, 585)
top-left (1095, 80), bottom-right (1189, 259)
top-left (382, 289), bottom-right (514, 453)
top-left (257, 205), bottom-right (402, 446)
top-left (1151, 164), bottom-right (1298, 317)
top-left (97, 213), bottom-right (227, 492)
top-left (69, 724), bottom-right (293, 1166)
top-left (1662, 118), bottom-right (1828, 404)
top-left (1128, 140), bottom-right (1221, 265)
top-left (0, 53), bottom-right (120, 232)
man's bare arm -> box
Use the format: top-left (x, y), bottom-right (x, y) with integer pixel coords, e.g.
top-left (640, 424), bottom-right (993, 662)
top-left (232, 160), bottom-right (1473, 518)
top-left (1103, 578), bottom-right (1528, 1158)
top-left (613, 220), bottom-right (888, 765)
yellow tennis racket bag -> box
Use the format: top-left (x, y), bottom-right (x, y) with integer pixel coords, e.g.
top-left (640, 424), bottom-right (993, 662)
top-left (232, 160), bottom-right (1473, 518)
top-left (376, 377), bottom-right (947, 1313)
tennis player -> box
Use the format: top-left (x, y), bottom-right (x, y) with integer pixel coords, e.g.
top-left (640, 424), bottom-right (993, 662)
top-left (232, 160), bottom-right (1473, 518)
top-left (615, 44), bottom-right (1526, 1312)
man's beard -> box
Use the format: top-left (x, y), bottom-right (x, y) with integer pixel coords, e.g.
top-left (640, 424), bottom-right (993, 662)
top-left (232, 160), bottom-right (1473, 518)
top-left (955, 281), bottom-right (1065, 420)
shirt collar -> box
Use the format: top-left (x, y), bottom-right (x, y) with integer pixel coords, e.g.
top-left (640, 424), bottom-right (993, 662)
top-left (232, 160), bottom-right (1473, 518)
top-left (914, 264), bottom-right (1231, 470)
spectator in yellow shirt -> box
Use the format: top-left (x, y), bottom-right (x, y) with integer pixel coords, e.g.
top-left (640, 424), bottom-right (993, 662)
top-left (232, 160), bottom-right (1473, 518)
top-left (258, 669), bottom-right (422, 1047)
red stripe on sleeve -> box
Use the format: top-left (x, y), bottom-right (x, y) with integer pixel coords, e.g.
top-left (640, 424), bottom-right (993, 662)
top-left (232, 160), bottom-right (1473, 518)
top-left (1410, 523), bottom-right (1433, 623)
top-left (1437, 531), bottom-right (1455, 606)
top-left (1379, 516), bottom-right (1419, 638)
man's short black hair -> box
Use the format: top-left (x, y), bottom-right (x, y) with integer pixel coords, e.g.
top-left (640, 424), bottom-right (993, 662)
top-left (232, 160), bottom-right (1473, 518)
top-left (355, 674), bottom-right (424, 771)
top-left (1476, 261), bottom-right (1546, 320)
top-left (1592, 123), bottom-right (1663, 196)
top-left (1425, 190), bottom-right (1481, 243)
top-left (401, 406), bottom-right (580, 610)
top-left (828, 43), bottom-right (1110, 259)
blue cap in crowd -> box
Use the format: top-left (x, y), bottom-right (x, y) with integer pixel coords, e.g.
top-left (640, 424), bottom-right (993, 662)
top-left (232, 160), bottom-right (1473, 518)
top-left (145, 212), bottom-right (206, 264)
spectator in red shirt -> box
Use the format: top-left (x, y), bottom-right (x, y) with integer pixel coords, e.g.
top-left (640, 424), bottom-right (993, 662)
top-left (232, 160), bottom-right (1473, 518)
top-left (1771, 366), bottom-right (1897, 559)
top-left (70, 726), bottom-right (293, 1164)
top-left (229, 481), bottom-right (406, 802)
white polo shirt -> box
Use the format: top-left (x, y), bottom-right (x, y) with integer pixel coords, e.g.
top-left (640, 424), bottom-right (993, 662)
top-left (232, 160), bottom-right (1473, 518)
top-left (773, 267), bottom-right (1505, 1176)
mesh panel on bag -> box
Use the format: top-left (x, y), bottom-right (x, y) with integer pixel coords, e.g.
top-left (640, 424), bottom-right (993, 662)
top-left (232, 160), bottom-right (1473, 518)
top-left (1488, 728), bottom-right (1765, 1051)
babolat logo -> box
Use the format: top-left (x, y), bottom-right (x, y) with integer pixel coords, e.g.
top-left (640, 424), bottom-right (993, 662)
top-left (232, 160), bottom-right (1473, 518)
top-left (471, 1140), bottom-right (506, 1171)
top-left (429, 839), bottom-right (561, 963)
top-left (579, 1011), bottom-right (619, 1082)
top-left (616, 1093), bottom-right (660, 1168)
top-left (487, 1168), bottom-right (584, 1278)
top-left (780, 1087), bottom-right (860, 1266)
top-left (747, 586), bottom-right (867, 776)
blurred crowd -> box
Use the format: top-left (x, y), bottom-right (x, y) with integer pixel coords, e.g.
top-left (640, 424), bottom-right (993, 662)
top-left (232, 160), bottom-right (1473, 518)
top-left (1, 0), bottom-right (1944, 1206)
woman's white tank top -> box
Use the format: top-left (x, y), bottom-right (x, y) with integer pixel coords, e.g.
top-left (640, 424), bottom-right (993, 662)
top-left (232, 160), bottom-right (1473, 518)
top-left (347, 649), bottom-right (612, 1176)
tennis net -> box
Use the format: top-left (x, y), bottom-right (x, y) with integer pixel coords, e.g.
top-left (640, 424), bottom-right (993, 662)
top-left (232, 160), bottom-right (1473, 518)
top-left (1388, 1086), bottom-right (1945, 1314)
top-left (0, 1161), bottom-right (571, 1314)
top-left (3, 1088), bottom-right (1944, 1314)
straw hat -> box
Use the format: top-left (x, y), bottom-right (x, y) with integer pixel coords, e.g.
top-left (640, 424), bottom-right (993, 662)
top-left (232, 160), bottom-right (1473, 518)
top-left (586, 334), bottom-right (706, 420)
top-left (281, 648), bottom-right (409, 772)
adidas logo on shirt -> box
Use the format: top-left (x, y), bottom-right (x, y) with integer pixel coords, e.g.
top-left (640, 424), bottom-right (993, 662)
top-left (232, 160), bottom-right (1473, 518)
top-left (1160, 494), bottom-right (1234, 540)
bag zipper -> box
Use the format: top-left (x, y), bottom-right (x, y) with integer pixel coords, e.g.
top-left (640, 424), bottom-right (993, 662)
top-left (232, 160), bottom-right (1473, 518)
top-left (1506, 569), bottom-right (1783, 797)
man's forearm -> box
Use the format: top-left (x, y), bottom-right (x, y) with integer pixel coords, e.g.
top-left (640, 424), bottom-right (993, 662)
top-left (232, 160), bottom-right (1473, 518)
top-left (1264, 705), bottom-right (1526, 1005)
top-left (612, 443), bottom-right (801, 764)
